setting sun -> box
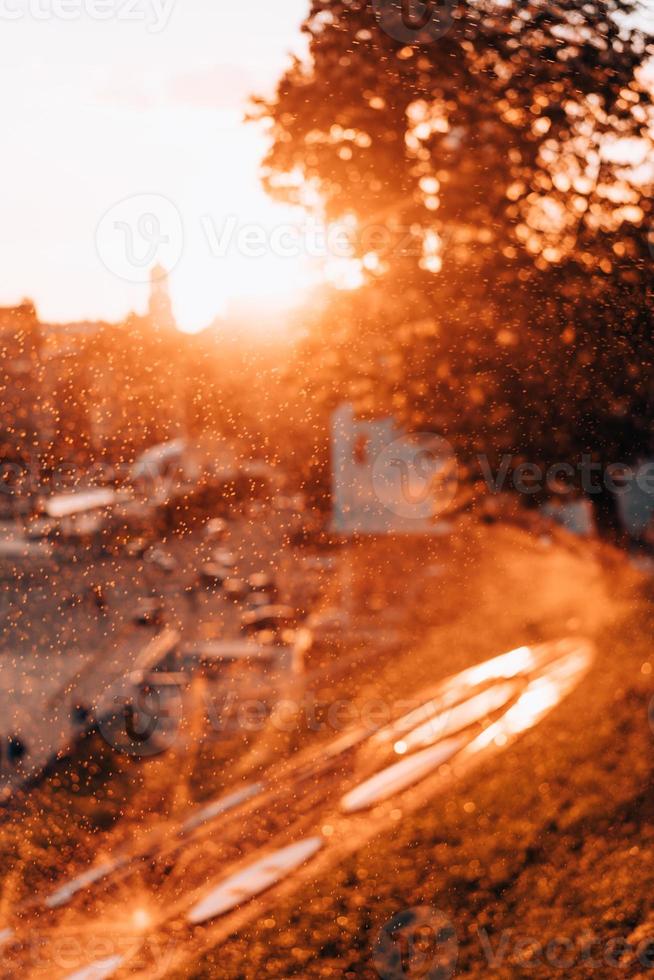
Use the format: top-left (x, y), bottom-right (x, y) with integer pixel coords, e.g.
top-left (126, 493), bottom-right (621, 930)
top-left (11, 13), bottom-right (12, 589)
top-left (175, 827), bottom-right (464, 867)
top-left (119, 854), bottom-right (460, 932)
top-left (0, 0), bottom-right (309, 332)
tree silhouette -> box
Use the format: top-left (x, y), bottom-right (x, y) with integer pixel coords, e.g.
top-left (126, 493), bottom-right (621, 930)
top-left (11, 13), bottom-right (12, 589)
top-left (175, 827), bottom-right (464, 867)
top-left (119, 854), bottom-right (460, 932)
top-left (259, 0), bottom-right (653, 526)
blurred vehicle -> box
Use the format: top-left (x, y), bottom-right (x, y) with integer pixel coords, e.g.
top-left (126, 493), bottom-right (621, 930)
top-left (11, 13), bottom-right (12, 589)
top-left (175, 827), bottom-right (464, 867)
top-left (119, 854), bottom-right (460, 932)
top-left (200, 563), bottom-right (231, 587)
top-left (25, 518), bottom-right (56, 541)
top-left (204, 517), bottom-right (228, 541)
top-left (247, 571), bottom-right (275, 593)
top-left (130, 439), bottom-right (194, 495)
top-left (223, 578), bottom-right (248, 600)
top-left (133, 598), bottom-right (165, 627)
top-left (182, 640), bottom-right (276, 674)
top-left (212, 549), bottom-right (236, 568)
top-left (240, 605), bottom-right (297, 633)
top-left (125, 536), bottom-right (149, 558)
top-left (247, 592), bottom-right (274, 609)
top-left (145, 547), bottom-right (178, 573)
top-left (43, 488), bottom-right (116, 520)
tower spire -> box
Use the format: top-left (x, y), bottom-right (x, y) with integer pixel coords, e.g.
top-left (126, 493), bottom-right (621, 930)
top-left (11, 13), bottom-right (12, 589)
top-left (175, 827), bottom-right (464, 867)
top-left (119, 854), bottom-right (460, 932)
top-left (148, 264), bottom-right (176, 331)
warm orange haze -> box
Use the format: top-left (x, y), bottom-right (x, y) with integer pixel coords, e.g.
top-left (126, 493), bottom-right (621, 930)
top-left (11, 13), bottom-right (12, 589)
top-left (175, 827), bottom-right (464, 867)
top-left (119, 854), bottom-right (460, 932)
top-left (0, 1), bottom-right (653, 979)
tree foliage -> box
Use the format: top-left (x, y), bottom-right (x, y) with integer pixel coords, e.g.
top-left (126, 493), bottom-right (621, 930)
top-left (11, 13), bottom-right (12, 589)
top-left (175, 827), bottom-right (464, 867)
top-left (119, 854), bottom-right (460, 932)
top-left (259, 0), bottom-right (654, 499)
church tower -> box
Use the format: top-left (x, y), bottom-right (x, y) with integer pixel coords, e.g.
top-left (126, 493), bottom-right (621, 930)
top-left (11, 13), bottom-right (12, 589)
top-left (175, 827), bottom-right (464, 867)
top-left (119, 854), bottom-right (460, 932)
top-left (148, 264), bottom-right (177, 331)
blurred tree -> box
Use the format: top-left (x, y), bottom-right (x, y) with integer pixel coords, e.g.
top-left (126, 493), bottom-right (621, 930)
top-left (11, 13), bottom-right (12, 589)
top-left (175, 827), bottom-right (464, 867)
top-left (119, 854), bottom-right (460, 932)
top-left (258, 0), bottom-right (654, 525)
top-left (259, 0), bottom-right (652, 272)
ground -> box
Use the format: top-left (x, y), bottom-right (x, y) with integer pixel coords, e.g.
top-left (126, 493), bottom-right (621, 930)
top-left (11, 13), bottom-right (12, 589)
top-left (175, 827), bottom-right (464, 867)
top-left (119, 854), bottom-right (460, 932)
top-left (0, 511), bottom-right (653, 978)
top-left (182, 520), bottom-right (654, 979)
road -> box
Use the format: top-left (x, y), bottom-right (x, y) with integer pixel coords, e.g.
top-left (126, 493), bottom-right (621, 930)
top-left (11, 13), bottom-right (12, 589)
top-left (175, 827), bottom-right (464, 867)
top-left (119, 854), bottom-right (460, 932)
top-left (0, 516), bottom-right (649, 978)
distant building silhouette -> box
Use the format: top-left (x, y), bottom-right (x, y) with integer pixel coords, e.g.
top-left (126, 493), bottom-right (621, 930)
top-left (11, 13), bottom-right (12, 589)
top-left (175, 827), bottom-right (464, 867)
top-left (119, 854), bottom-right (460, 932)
top-left (0, 301), bottom-right (48, 472)
top-left (0, 294), bottom-right (184, 482)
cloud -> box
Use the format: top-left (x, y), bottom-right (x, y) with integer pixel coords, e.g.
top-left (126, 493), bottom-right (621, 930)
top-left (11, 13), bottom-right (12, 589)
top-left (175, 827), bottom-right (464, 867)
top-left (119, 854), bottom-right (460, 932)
top-left (168, 63), bottom-right (263, 109)
top-left (95, 64), bottom-right (264, 112)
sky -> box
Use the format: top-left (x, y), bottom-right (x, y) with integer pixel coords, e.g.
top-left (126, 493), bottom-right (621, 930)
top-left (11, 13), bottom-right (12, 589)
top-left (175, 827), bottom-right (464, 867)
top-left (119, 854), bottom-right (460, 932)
top-left (0, 0), bottom-right (313, 331)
